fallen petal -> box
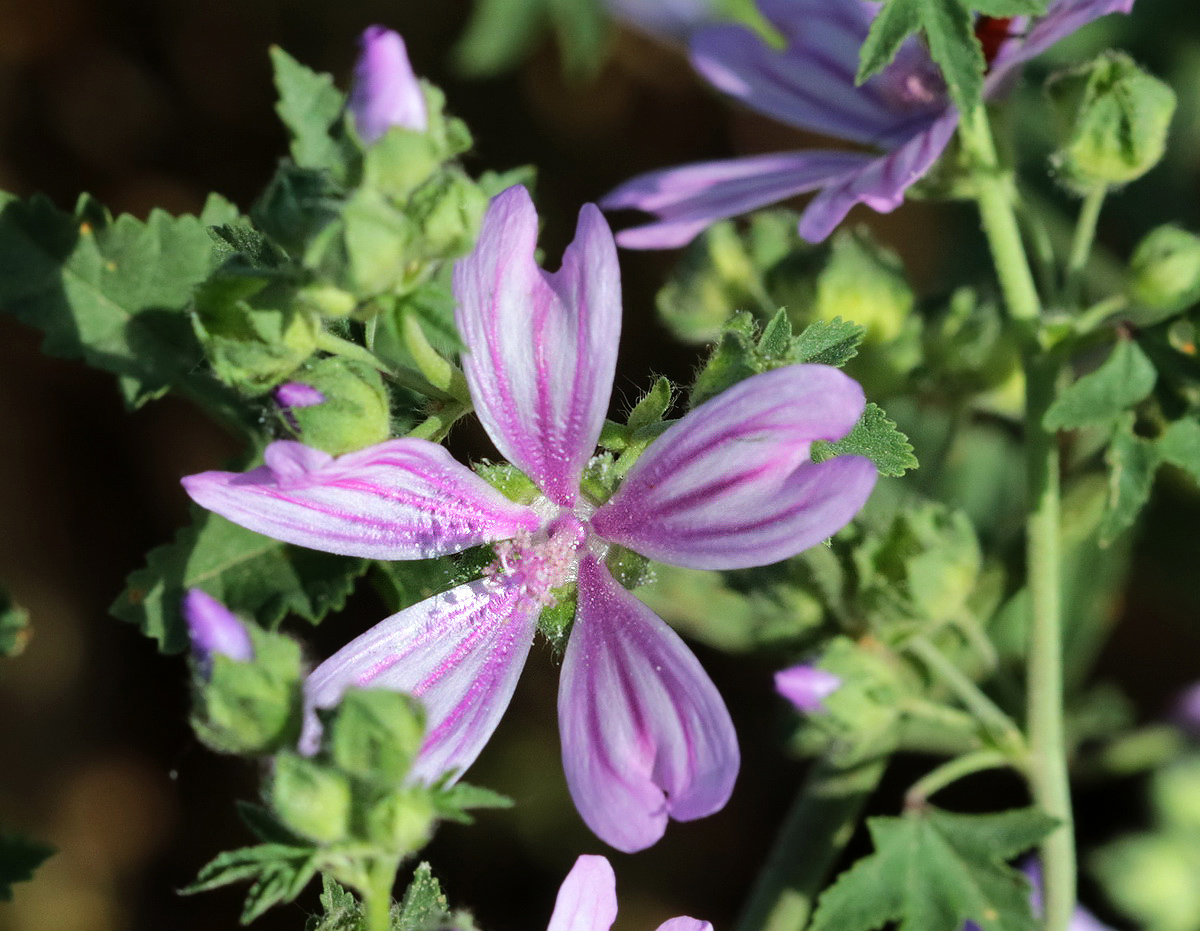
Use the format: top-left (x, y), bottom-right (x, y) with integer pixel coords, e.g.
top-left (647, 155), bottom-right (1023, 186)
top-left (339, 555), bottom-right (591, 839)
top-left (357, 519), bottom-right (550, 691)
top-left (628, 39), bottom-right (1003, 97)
top-left (304, 577), bottom-right (539, 782)
top-left (559, 556), bottom-right (738, 852)
top-left (592, 366), bottom-right (875, 570)
top-left (182, 438), bottom-right (539, 560)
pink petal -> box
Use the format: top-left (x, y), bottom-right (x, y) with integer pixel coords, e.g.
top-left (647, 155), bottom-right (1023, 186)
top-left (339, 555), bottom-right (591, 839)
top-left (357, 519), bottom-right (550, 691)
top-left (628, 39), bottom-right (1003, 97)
top-left (182, 439), bottom-right (539, 561)
top-left (603, 150), bottom-right (874, 250)
top-left (591, 366), bottom-right (876, 570)
top-left (454, 186), bottom-right (621, 505)
top-left (559, 556), bottom-right (738, 853)
top-left (657, 920), bottom-right (714, 931)
top-left (303, 578), bottom-right (539, 782)
top-left (797, 109), bottom-right (960, 242)
top-left (546, 855), bottom-right (619, 931)
top-left (349, 26), bottom-right (428, 142)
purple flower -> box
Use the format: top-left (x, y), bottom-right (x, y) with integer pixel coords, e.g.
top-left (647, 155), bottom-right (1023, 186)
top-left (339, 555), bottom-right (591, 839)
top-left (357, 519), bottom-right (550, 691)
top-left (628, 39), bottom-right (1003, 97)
top-left (275, 382), bottom-right (326, 410)
top-left (547, 855), bottom-right (711, 930)
top-left (182, 589), bottom-right (254, 670)
top-left (1171, 681), bottom-right (1200, 737)
top-left (181, 184), bottom-right (876, 851)
top-left (348, 26), bottom-right (428, 144)
top-left (602, 0), bottom-right (1134, 247)
top-left (775, 663), bottom-right (841, 713)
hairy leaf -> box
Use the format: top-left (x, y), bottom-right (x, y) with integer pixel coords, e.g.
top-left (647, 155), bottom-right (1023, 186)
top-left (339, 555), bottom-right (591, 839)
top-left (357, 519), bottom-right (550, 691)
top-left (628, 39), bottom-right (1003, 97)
top-left (304, 876), bottom-right (361, 931)
top-left (1044, 339), bottom-right (1157, 430)
top-left (812, 402), bottom-right (918, 476)
top-left (789, 317), bottom-right (865, 367)
top-left (810, 806), bottom-right (1056, 931)
top-left (112, 508), bottom-right (368, 653)
top-left (270, 46), bottom-right (346, 173)
top-left (0, 193), bottom-right (228, 407)
top-left (184, 843), bottom-right (319, 924)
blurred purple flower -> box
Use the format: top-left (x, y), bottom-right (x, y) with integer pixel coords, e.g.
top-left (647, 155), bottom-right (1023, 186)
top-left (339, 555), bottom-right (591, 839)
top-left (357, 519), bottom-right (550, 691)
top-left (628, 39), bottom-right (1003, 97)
top-left (182, 589), bottom-right (254, 671)
top-left (963, 861), bottom-right (1113, 931)
top-left (775, 663), bottom-right (841, 713)
top-left (348, 26), bottom-right (428, 144)
top-left (547, 855), bottom-right (711, 930)
top-left (1171, 681), bottom-right (1200, 737)
top-left (275, 382), bottom-right (326, 409)
top-left (182, 184), bottom-right (876, 851)
top-left (603, 0), bottom-right (1134, 247)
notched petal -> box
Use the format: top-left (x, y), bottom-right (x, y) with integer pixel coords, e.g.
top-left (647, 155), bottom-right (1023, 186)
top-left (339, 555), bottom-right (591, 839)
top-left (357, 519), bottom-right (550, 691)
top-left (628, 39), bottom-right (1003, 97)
top-left (546, 855), bottom-right (619, 931)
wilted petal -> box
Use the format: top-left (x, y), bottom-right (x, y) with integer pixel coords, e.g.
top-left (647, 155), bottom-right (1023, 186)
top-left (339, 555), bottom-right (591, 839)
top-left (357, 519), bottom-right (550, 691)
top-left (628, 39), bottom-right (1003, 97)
top-left (182, 589), bottom-right (254, 666)
top-left (454, 186), bottom-right (621, 505)
top-left (775, 664), bottom-right (841, 713)
top-left (546, 855), bottom-right (619, 931)
top-left (603, 150), bottom-right (874, 249)
top-left (349, 26), bottom-right (428, 143)
top-left (988, 0), bottom-right (1135, 86)
top-left (657, 920), bottom-right (714, 931)
top-left (182, 438), bottom-right (539, 560)
top-left (592, 366), bottom-right (876, 569)
top-left (559, 556), bottom-right (738, 853)
top-left (798, 109), bottom-right (960, 242)
top-left (690, 20), bottom-right (932, 149)
top-left (304, 578), bottom-right (539, 781)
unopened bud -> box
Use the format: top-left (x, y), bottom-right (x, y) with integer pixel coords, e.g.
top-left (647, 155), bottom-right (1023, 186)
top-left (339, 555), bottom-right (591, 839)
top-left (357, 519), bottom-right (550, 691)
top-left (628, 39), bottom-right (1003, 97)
top-left (182, 589), bottom-right (253, 674)
top-left (1048, 52), bottom-right (1175, 192)
top-left (814, 229), bottom-right (913, 344)
top-left (775, 664), bottom-right (841, 714)
top-left (271, 752), bottom-right (352, 844)
top-left (276, 358), bottom-right (390, 455)
top-left (1128, 225), bottom-right (1200, 322)
top-left (349, 27), bottom-right (428, 144)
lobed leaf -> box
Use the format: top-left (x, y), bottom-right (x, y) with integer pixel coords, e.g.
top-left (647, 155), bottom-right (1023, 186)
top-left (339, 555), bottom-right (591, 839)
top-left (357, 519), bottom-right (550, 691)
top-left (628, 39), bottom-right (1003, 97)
top-left (812, 402), bottom-right (918, 477)
top-left (269, 46), bottom-right (346, 173)
top-left (1044, 339), bottom-right (1157, 431)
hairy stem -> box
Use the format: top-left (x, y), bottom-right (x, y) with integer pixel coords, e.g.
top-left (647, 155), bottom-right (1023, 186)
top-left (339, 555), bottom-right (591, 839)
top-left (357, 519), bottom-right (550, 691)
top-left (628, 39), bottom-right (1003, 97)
top-left (959, 104), bottom-right (1074, 931)
top-left (734, 756), bottom-right (887, 931)
top-left (362, 858), bottom-right (397, 931)
top-left (1064, 187), bottom-right (1107, 308)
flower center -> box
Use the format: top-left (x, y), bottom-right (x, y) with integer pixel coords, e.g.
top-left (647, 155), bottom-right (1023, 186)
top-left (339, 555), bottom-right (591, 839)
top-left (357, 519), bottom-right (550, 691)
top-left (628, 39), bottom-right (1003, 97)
top-left (878, 52), bottom-right (947, 112)
top-left (483, 511), bottom-right (587, 608)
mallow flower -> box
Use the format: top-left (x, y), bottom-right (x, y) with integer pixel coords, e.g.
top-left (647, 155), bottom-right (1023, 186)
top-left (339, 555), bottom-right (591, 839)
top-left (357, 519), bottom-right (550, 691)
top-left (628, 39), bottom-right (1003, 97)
top-left (775, 663), bottom-right (841, 714)
top-left (602, 0), bottom-right (1134, 247)
top-left (182, 184), bottom-right (876, 852)
top-left (182, 588), bottom-right (254, 672)
top-left (348, 25), bottom-right (428, 143)
top-left (547, 855), bottom-right (710, 930)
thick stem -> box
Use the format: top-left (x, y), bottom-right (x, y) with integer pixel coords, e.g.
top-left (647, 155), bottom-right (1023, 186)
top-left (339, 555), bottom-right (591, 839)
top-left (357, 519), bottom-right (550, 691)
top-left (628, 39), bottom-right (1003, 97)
top-left (959, 104), bottom-right (1074, 931)
top-left (1064, 187), bottom-right (1106, 308)
top-left (362, 858), bottom-right (397, 931)
top-left (734, 756), bottom-right (887, 931)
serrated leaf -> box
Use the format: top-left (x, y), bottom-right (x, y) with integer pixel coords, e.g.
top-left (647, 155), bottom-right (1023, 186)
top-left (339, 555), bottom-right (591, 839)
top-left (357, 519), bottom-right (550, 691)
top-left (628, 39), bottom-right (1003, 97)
top-left (0, 194), bottom-right (227, 407)
top-left (0, 832), bottom-right (53, 901)
top-left (184, 843), bottom-right (319, 924)
top-left (789, 316), bottom-right (865, 367)
top-left (858, 0), bottom-right (986, 110)
top-left (305, 876), bottom-right (361, 931)
top-left (0, 588), bottom-right (31, 658)
top-left (1044, 339), bottom-right (1157, 430)
top-left (395, 863), bottom-right (451, 930)
top-left (1100, 414), bottom-right (1160, 544)
top-left (269, 46), bottom-right (346, 173)
top-left (812, 402), bottom-right (918, 477)
top-left (810, 806), bottom-right (1056, 931)
top-left (112, 507), bottom-right (368, 653)
top-left (758, 307), bottom-right (793, 359)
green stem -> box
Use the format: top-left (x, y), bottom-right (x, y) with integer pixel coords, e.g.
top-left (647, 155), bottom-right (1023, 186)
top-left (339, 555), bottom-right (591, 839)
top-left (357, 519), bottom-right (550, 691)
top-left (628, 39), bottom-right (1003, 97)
top-left (1073, 294), bottom-right (1128, 335)
top-left (407, 401), bottom-right (470, 442)
top-left (734, 756), bottom-right (887, 931)
top-left (362, 858), bottom-right (397, 931)
top-left (1064, 187), bottom-right (1106, 308)
top-left (316, 330), bottom-right (452, 399)
top-left (401, 313), bottom-right (472, 404)
top-left (905, 750), bottom-right (1015, 809)
top-left (906, 637), bottom-right (1025, 757)
top-left (959, 104), bottom-right (1074, 931)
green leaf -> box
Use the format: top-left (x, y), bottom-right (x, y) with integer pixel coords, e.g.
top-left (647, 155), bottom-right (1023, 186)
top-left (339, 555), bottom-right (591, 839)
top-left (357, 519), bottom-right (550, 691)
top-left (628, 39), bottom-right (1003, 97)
top-left (810, 806), bottom-right (1057, 931)
top-left (0, 832), bottom-right (53, 901)
top-left (788, 316), bottom-right (865, 367)
top-left (431, 781), bottom-right (515, 824)
top-left (0, 194), bottom-right (226, 407)
top-left (812, 402), bottom-right (918, 477)
top-left (112, 508), bottom-right (368, 653)
top-left (269, 46), bottom-right (346, 173)
top-left (547, 0), bottom-right (610, 78)
top-left (858, 0), bottom-right (985, 110)
top-left (183, 843), bottom-right (319, 924)
top-left (626, 376), bottom-right (674, 432)
top-left (1099, 414), bottom-right (1160, 544)
top-left (0, 588), bottom-right (31, 658)
top-left (305, 876), bottom-right (361, 931)
top-left (1044, 339), bottom-right (1157, 431)
top-left (395, 863), bottom-right (454, 931)
top-left (1156, 417), bottom-right (1200, 483)
top-left (452, 0), bottom-right (548, 77)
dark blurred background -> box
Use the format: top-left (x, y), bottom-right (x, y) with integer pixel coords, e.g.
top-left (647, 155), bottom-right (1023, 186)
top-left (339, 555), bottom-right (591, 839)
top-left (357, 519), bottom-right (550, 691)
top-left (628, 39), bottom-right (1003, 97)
top-left (1, 0), bottom-right (1199, 928)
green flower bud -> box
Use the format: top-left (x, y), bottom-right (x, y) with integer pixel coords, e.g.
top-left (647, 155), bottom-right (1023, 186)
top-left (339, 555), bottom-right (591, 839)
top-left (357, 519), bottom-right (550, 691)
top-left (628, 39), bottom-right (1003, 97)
top-left (295, 283), bottom-right (359, 319)
top-left (277, 357), bottom-right (391, 455)
top-left (340, 188), bottom-right (420, 296)
top-left (814, 229), bottom-right (913, 344)
top-left (328, 689), bottom-right (426, 788)
top-left (1152, 757), bottom-right (1200, 833)
top-left (1048, 51), bottom-right (1176, 192)
top-left (363, 788), bottom-right (436, 853)
top-left (193, 276), bottom-right (320, 393)
top-left (1093, 833), bottom-right (1200, 931)
top-left (1128, 225), bottom-right (1200, 321)
top-left (190, 627), bottom-right (305, 756)
top-left (408, 168), bottom-right (487, 261)
top-left (362, 128), bottom-right (443, 199)
top-left (271, 752), bottom-right (353, 844)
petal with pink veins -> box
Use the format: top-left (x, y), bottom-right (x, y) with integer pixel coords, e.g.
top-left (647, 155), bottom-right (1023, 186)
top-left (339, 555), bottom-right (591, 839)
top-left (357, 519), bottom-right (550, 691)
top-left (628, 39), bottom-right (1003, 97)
top-left (592, 366), bottom-right (876, 569)
top-left (303, 577), bottom-right (539, 782)
top-left (454, 186), bottom-right (621, 505)
top-left (546, 855), bottom-right (619, 931)
top-left (182, 439), bottom-right (539, 560)
top-left (559, 556), bottom-right (738, 853)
